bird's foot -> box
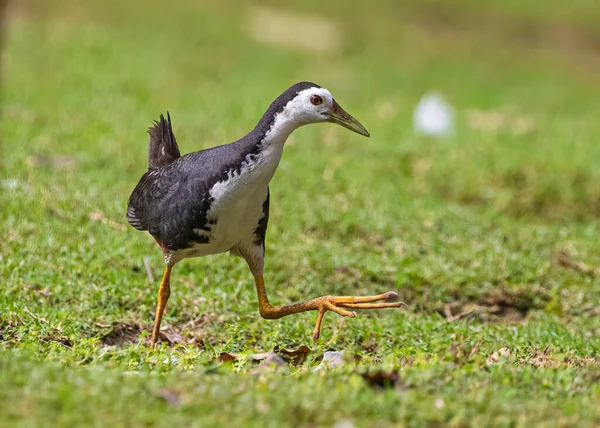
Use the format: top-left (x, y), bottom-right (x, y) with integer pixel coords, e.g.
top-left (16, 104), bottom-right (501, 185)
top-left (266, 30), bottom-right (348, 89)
top-left (312, 291), bottom-right (403, 342)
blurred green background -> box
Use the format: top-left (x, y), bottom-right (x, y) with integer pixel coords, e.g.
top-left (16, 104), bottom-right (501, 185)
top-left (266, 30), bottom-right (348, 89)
top-left (1, 0), bottom-right (599, 426)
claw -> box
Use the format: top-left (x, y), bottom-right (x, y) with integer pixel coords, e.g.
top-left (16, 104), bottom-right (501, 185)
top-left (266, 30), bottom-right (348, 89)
top-left (383, 291), bottom-right (399, 301)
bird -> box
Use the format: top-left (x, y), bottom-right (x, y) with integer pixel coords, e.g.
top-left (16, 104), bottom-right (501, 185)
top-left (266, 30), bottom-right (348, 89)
top-left (127, 82), bottom-right (402, 346)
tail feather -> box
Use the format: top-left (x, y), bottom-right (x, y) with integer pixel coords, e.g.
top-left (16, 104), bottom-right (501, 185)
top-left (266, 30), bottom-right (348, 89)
top-left (147, 112), bottom-right (181, 170)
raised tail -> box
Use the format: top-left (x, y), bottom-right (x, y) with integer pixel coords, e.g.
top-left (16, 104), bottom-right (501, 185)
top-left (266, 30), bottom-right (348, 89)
top-left (147, 112), bottom-right (181, 170)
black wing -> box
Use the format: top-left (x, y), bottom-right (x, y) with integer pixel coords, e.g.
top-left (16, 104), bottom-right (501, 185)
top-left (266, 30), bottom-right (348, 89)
top-left (126, 163), bottom-right (213, 251)
top-left (127, 135), bottom-right (264, 252)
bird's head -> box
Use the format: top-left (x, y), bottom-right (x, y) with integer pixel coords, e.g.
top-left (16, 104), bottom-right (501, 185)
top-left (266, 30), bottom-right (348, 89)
top-left (261, 82), bottom-right (370, 138)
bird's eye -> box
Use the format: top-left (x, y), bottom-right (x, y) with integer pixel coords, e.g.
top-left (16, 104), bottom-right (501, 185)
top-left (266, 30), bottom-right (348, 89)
top-left (310, 95), bottom-right (323, 106)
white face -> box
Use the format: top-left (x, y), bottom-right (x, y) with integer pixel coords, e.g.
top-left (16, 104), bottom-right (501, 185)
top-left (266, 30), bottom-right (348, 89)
top-left (283, 87), bottom-right (334, 125)
top-left (266, 84), bottom-right (370, 139)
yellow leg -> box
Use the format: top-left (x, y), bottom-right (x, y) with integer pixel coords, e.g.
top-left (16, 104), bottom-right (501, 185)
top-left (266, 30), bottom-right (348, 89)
top-left (151, 266), bottom-right (172, 347)
top-left (253, 275), bottom-right (402, 342)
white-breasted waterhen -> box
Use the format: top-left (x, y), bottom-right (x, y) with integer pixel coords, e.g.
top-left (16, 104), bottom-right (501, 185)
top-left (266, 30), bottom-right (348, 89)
top-left (127, 82), bottom-right (402, 346)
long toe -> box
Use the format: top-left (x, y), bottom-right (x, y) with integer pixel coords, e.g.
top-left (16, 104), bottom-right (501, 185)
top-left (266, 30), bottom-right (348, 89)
top-left (334, 291), bottom-right (404, 310)
top-left (337, 301), bottom-right (404, 310)
top-left (331, 291), bottom-right (399, 305)
top-left (323, 298), bottom-right (357, 318)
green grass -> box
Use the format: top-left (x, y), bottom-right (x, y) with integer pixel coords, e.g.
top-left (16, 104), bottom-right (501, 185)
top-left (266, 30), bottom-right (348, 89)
top-left (1, 0), bottom-right (600, 426)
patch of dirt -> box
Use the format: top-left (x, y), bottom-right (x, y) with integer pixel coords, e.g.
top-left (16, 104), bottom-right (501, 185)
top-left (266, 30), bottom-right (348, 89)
top-left (552, 249), bottom-right (595, 277)
top-left (97, 315), bottom-right (214, 347)
top-left (99, 322), bottom-right (144, 346)
top-left (521, 345), bottom-right (552, 368)
top-left (440, 290), bottom-right (547, 323)
top-left (0, 316), bottom-right (19, 342)
top-left (360, 370), bottom-right (403, 389)
top-left (42, 331), bottom-right (72, 348)
top-left (561, 355), bottom-right (598, 368)
top-left (447, 340), bottom-right (598, 369)
top-left (519, 346), bottom-right (598, 368)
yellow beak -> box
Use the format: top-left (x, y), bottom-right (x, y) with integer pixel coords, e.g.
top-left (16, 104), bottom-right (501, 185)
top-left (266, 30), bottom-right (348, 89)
top-left (326, 100), bottom-right (370, 137)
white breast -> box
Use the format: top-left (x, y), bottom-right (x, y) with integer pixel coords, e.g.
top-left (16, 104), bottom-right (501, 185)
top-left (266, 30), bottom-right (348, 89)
top-left (208, 180), bottom-right (269, 254)
top-left (169, 142), bottom-right (282, 265)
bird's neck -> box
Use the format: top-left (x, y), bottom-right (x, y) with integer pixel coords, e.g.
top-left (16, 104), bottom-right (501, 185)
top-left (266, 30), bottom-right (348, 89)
top-left (232, 110), bottom-right (301, 186)
top-left (256, 108), bottom-right (303, 148)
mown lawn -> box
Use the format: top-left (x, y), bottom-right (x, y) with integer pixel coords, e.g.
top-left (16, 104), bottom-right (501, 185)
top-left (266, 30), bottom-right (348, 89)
top-left (1, 0), bottom-right (599, 426)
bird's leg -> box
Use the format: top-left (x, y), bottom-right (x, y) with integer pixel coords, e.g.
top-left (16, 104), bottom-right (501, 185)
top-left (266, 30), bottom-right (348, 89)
top-left (253, 274), bottom-right (402, 342)
top-left (151, 266), bottom-right (172, 347)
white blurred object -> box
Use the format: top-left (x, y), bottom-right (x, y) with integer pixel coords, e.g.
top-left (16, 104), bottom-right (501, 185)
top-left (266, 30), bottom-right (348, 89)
top-left (313, 351), bottom-right (345, 371)
top-left (413, 92), bottom-right (454, 136)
